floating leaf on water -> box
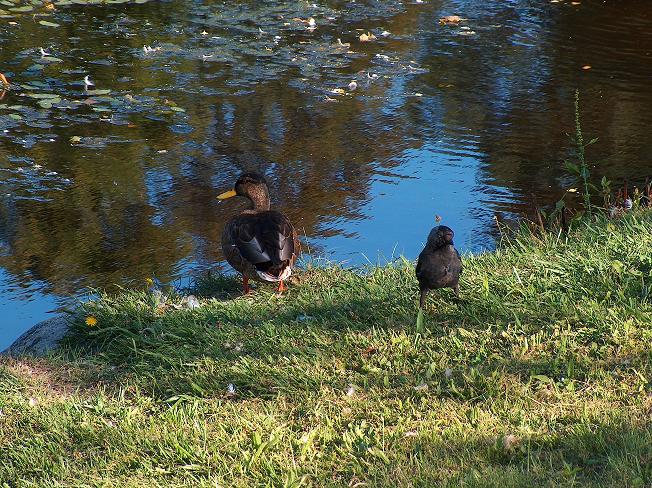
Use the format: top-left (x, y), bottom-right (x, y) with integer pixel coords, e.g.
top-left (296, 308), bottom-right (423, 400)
top-left (9, 113), bottom-right (22, 120)
top-left (53, 0), bottom-right (71, 4)
top-left (9, 5), bottom-right (33, 11)
top-left (69, 135), bottom-right (81, 144)
top-left (91, 106), bottom-right (112, 112)
top-left (38, 56), bottom-right (64, 63)
top-left (37, 100), bottom-right (54, 109)
top-left (38, 20), bottom-right (60, 27)
top-left (26, 92), bottom-right (60, 99)
top-left (85, 89), bottom-right (111, 95)
top-left (439, 15), bottom-right (464, 25)
top-left (169, 106), bottom-right (185, 112)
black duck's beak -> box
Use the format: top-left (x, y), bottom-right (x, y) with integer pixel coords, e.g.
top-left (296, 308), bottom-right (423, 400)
top-left (217, 189), bottom-right (237, 200)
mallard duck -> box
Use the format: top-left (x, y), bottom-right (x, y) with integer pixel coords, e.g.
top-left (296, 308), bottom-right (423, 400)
top-left (217, 173), bottom-right (300, 293)
top-left (415, 225), bottom-right (462, 308)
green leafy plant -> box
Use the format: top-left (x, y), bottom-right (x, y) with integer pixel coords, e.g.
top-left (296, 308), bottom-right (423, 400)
top-left (564, 89), bottom-right (599, 216)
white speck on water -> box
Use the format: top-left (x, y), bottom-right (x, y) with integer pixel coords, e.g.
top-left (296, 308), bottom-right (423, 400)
top-left (348, 80), bottom-right (357, 91)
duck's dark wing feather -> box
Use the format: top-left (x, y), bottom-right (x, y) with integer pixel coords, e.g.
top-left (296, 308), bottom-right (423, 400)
top-left (232, 211), bottom-right (295, 267)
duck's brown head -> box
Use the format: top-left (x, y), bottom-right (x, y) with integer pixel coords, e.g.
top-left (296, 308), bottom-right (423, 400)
top-left (217, 172), bottom-right (270, 210)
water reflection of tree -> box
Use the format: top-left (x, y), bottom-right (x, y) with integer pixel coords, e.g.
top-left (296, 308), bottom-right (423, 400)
top-left (0, 3), bottom-right (425, 294)
top-left (412, 2), bottom-right (652, 210)
top-left (5, 0), bottom-right (651, 297)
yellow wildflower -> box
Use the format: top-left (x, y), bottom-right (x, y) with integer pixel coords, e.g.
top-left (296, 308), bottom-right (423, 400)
top-left (85, 316), bottom-right (98, 327)
top-left (145, 277), bottom-right (154, 286)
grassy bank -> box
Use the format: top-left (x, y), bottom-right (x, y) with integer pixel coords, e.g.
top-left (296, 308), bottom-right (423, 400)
top-left (1, 211), bottom-right (652, 487)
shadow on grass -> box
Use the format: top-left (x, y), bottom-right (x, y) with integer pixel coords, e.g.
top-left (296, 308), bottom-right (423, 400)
top-left (360, 420), bottom-right (652, 487)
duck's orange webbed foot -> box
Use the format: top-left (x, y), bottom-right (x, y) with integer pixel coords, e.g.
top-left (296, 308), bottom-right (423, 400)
top-left (277, 280), bottom-right (286, 293)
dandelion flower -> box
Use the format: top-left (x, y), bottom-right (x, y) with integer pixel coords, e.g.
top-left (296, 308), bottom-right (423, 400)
top-left (85, 316), bottom-right (98, 327)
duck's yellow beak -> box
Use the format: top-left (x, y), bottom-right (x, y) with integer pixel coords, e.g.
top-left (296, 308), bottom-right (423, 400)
top-left (217, 189), bottom-right (237, 200)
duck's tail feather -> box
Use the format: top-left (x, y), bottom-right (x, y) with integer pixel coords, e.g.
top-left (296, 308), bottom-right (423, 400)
top-left (255, 261), bottom-right (292, 282)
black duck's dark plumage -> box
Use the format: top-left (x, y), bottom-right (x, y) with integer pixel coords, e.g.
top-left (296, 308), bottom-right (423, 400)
top-left (415, 225), bottom-right (462, 308)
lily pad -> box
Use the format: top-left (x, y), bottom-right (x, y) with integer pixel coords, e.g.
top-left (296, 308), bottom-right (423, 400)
top-left (85, 89), bottom-right (111, 96)
top-left (9, 4), bottom-right (32, 11)
top-left (38, 20), bottom-right (60, 27)
top-left (37, 99), bottom-right (57, 109)
top-left (38, 56), bottom-right (64, 63)
top-left (26, 92), bottom-right (60, 99)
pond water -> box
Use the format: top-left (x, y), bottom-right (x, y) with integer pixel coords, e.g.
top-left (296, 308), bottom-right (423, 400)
top-left (1, 0), bottom-right (652, 349)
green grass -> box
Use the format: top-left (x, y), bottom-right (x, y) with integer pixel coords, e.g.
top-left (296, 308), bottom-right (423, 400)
top-left (2, 211), bottom-right (652, 487)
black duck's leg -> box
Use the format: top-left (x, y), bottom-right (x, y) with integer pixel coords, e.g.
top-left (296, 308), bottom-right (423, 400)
top-left (419, 288), bottom-right (428, 309)
top-left (243, 275), bottom-right (251, 294)
top-left (453, 284), bottom-right (460, 298)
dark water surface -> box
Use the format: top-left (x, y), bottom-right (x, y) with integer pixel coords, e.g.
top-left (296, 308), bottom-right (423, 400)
top-left (1, 0), bottom-right (652, 348)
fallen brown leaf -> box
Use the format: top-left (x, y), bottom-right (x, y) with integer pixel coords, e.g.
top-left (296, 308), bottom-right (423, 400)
top-left (439, 15), bottom-right (464, 25)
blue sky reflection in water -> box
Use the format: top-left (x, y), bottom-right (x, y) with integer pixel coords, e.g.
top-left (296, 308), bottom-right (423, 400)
top-left (2, 0), bottom-right (652, 348)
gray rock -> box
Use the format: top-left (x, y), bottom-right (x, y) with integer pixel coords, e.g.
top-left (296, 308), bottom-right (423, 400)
top-left (2, 315), bottom-right (72, 357)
